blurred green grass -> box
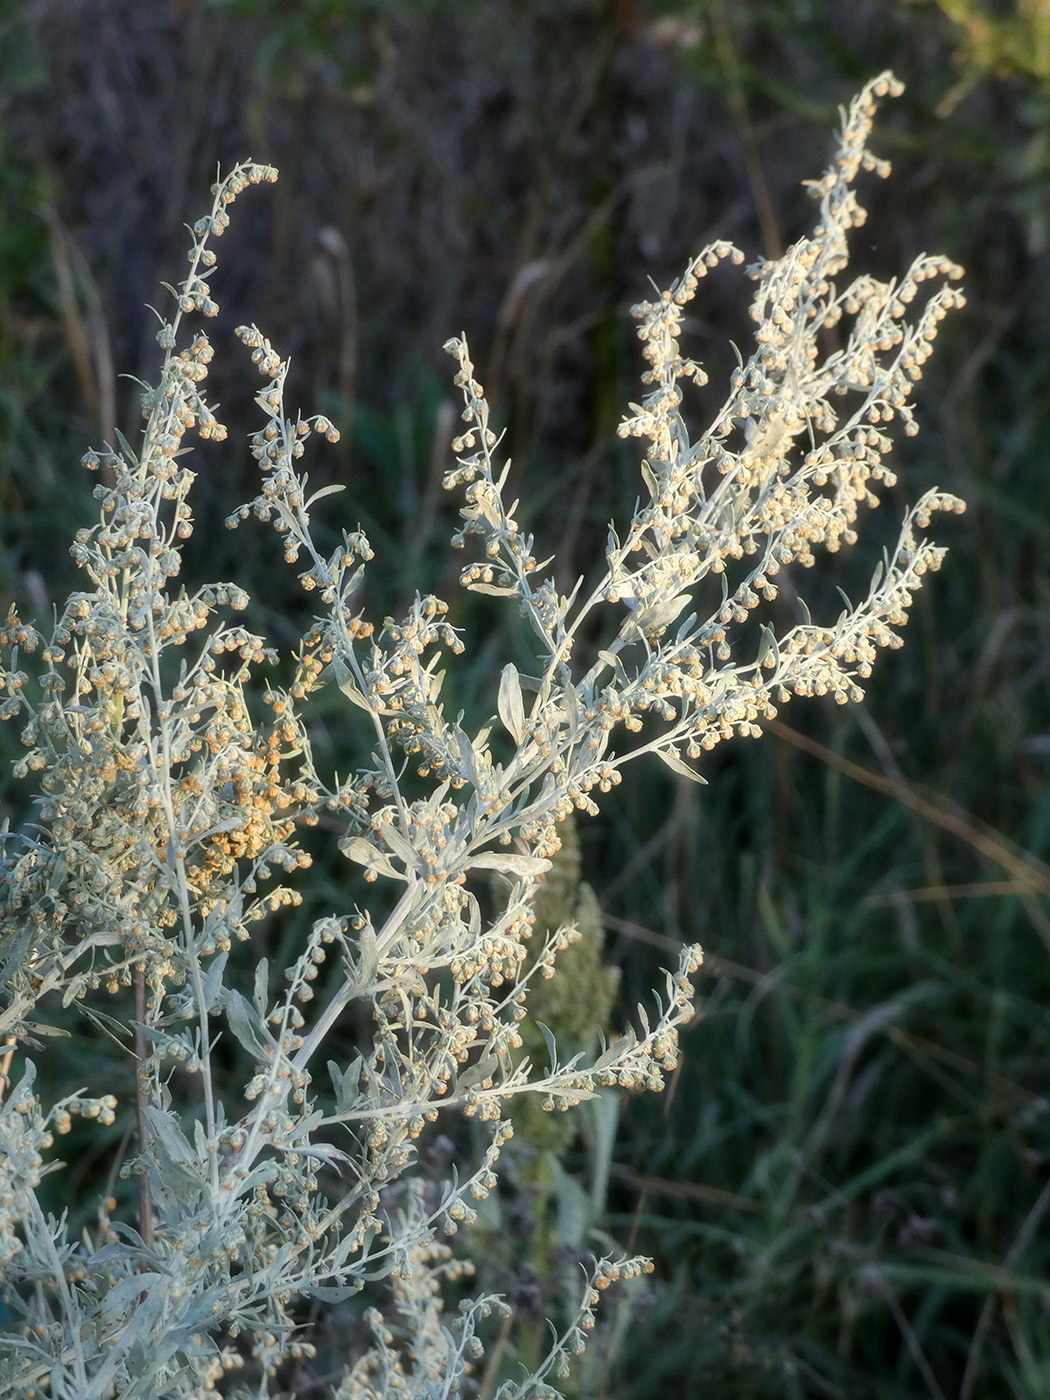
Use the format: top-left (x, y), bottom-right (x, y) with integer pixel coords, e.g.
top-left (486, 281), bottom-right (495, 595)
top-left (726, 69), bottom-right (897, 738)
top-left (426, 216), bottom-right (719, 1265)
top-left (2, 1), bottom-right (1048, 1395)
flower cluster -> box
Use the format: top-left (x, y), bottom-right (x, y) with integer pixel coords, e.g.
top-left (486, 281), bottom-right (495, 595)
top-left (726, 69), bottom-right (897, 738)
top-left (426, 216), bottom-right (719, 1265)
top-left (0, 75), bottom-right (961, 1399)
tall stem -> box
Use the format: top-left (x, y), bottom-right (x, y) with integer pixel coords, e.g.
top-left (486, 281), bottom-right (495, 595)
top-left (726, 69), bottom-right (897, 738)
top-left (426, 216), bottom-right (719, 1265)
top-left (133, 965), bottom-right (153, 1250)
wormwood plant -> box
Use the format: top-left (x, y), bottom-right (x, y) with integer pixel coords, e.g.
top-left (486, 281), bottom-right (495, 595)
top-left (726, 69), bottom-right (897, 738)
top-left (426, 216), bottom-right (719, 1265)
top-left (0, 73), bottom-right (963, 1399)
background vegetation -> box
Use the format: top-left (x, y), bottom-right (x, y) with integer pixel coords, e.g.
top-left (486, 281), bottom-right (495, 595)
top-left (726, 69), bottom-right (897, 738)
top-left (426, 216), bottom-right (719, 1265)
top-left (1, 1), bottom-right (1047, 1396)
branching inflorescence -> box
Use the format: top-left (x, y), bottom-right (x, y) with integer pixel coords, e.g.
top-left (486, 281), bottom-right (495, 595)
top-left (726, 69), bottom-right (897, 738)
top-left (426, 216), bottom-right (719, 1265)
top-left (0, 74), bottom-right (962, 1398)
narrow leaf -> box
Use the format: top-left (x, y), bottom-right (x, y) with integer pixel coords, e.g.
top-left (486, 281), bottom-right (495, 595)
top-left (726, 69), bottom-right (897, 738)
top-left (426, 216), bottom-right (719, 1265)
top-left (328, 1058), bottom-right (363, 1115)
top-left (142, 1107), bottom-right (202, 1176)
top-left (18, 1021), bottom-right (70, 1039)
top-left (307, 1284), bottom-right (362, 1303)
top-left (597, 649), bottom-right (626, 681)
top-left (253, 958), bottom-right (270, 1017)
top-left (226, 988), bottom-right (273, 1062)
top-left (497, 662), bottom-right (526, 744)
top-left (655, 747), bottom-right (709, 785)
top-left (381, 823), bottom-right (420, 872)
top-left (202, 951), bottom-right (228, 1013)
top-left (465, 580), bottom-right (518, 596)
top-left (453, 726), bottom-right (478, 782)
top-left (306, 483), bottom-right (346, 508)
top-left (756, 623), bottom-right (780, 671)
top-left (467, 851), bottom-right (552, 878)
top-left (675, 611), bottom-right (698, 642)
top-left (636, 593), bottom-right (691, 635)
top-left (456, 1050), bottom-right (501, 1092)
top-left (339, 836), bottom-right (402, 880)
top-left (536, 1020), bottom-right (559, 1071)
top-left (561, 685), bottom-right (580, 744)
top-left (113, 427), bottom-right (139, 466)
top-left (333, 657), bottom-right (372, 711)
top-left (352, 920), bottom-right (379, 991)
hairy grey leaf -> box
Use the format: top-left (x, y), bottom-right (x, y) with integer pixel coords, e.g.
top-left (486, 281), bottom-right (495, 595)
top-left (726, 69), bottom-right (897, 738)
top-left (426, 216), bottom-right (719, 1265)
top-left (497, 662), bottom-right (526, 744)
top-left (655, 746), bottom-right (709, 784)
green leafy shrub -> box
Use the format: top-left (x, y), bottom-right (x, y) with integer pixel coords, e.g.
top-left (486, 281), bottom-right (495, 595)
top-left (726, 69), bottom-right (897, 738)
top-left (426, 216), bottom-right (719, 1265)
top-left (0, 73), bottom-right (963, 1398)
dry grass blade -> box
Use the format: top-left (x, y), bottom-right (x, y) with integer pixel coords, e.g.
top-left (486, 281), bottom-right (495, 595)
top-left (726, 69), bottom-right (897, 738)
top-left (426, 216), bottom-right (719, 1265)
top-left (769, 718), bottom-right (1050, 899)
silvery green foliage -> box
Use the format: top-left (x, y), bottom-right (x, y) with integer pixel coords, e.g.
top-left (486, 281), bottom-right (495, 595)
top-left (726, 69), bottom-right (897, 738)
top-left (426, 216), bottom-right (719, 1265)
top-left (0, 74), bottom-right (962, 1398)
